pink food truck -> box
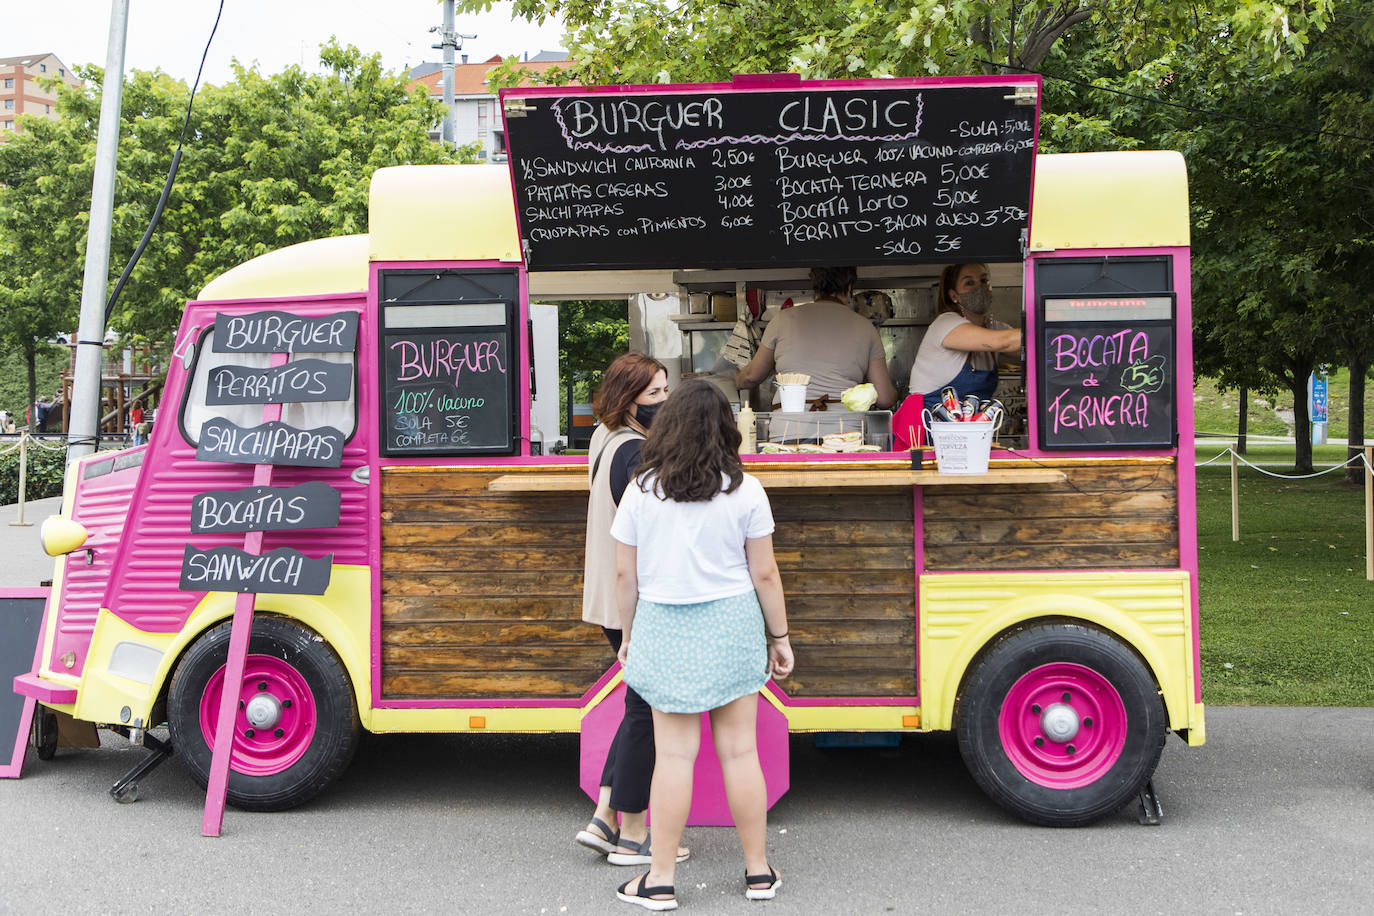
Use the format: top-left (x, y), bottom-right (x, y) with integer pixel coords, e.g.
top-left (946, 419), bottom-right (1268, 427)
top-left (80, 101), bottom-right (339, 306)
top-left (15, 73), bottom-right (1203, 827)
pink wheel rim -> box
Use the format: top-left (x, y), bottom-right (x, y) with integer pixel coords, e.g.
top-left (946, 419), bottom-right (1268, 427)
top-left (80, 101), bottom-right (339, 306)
top-left (998, 662), bottom-right (1126, 789)
top-left (198, 654), bottom-right (317, 776)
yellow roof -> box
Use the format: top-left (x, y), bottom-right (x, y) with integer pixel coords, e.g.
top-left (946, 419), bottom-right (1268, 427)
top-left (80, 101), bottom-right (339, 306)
top-left (1029, 151), bottom-right (1189, 251)
top-left (367, 163), bottom-right (521, 263)
top-left (198, 234), bottom-right (369, 301)
top-left (196, 153), bottom-right (1189, 301)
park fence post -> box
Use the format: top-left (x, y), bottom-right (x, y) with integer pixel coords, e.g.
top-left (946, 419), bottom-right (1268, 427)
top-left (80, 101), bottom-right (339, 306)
top-left (9, 432), bottom-right (33, 528)
top-left (1364, 445), bottom-right (1372, 582)
top-left (1230, 448), bottom-right (1239, 542)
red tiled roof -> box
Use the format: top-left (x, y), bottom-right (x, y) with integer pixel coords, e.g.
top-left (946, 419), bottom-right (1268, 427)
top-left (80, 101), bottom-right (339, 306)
top-left (408, 57), bottom-right (576, 96)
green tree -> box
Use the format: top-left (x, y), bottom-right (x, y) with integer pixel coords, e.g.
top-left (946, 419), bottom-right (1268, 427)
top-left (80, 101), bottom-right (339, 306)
top-left (0, 93), bottom-right (90, 421)
top-left (0, 41), bottom-right (476, 387)
top-left (1154, 7), bottom-right (1374, 474)
top-left (471, 0), bottom-right (1327, 87)
top-left (557, 299), bottom-right (629, 429)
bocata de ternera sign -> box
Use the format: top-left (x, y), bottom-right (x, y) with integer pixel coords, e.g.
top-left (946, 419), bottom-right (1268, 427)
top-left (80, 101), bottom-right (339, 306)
top-left (1038, 295), bottom-right (1176, 449)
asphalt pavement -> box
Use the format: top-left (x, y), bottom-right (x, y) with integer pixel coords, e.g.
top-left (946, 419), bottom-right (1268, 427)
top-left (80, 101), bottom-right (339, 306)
top-left (0, 496), bottom-right (60, 589)
top-left (2, 708), bottom-right (1371, 915)
top-left (3, 499), bottom-right (1371, 914)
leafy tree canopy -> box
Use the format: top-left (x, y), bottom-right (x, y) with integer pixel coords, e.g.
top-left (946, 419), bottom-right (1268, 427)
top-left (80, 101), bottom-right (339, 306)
top-left (467, 0), bottom-right (1329, 90)
top-left (0, 40), bottom-right (475, 369)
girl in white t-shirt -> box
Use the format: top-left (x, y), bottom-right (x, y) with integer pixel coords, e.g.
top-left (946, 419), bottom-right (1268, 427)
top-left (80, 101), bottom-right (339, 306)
top-left (610, 379), bottom-right (793, 910)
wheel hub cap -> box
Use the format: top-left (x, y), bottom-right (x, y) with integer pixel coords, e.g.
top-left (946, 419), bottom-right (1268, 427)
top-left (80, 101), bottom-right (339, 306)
top-left (997, 662), bottom-right (1128, 789)
top-left (1040, 702), bottom-right (1079, 743)
top-left (245, 693), bottom-right (282, 729)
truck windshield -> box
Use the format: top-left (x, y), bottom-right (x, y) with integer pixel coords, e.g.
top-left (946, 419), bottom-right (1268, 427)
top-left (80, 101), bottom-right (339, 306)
top-left (180, 327), bottom-right (357, 445)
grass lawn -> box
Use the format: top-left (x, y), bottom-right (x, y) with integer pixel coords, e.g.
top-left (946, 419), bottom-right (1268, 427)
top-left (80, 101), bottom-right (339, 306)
top-left (1196, 453), bottom-right (1374, 705)
top-left (1192, 371), bottom-right (1374, 440)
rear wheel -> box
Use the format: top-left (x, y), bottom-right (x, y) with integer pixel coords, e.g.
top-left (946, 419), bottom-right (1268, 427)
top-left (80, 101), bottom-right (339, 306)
top-left (956, 623), bottom-right (1166, 827)
top-left (167, 617), bottom-right (359, 811)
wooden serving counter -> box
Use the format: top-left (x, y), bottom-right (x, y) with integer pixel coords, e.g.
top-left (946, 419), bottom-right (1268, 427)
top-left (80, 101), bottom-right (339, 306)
top-left (378, 456), bottom-right (1176, 704)
top-left (487, 461), bottom-right (1066, 492)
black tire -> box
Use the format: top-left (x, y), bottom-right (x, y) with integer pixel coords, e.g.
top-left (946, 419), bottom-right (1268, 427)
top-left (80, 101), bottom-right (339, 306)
top-left (33, 709), bottom-right (58, 760)
top-left (167, 616), bottom-right (359, 811)
top-left (956, 622), bottom-right (1166, 827)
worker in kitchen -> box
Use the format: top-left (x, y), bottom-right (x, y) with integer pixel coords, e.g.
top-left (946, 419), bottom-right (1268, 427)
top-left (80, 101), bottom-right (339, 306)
top-left (732, 266), bottom-right (896, 410)
top-left (907, 262), bottom-right (1021, 411)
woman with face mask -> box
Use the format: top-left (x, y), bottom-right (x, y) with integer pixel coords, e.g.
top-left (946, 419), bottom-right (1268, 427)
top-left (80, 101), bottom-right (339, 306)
top-left (577, 352), bottom-right (690, 869)
top-left (906, 262), bottom-right (1023, 416)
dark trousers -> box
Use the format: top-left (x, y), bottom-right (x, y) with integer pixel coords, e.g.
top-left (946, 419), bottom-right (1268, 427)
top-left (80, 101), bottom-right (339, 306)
top-left (600, 627), bottom-right (654, 814)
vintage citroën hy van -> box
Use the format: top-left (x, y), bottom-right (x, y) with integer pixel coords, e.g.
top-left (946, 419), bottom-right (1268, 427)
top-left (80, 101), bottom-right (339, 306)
top-left (16, 73), bottom-right (1202, 827)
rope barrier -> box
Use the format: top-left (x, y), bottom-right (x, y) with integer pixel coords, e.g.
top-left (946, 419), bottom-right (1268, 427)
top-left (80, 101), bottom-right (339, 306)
top-left (1196, 445), bottom-right (1369, 479)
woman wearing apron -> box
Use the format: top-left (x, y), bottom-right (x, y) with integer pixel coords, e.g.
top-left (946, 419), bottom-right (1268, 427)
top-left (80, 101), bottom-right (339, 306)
top-left (899, 263), bottom-right (1022, 445)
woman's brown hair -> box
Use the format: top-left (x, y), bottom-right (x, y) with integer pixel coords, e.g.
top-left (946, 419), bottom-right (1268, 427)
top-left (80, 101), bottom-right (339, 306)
top-left (636, 379), bottom-right (743, 502)
top-left (810, 265), bottom-right (857, 300)
top-left (938, 263), bottom-right (991, 314)
top-left (591, 352), bottom-right (666, 432)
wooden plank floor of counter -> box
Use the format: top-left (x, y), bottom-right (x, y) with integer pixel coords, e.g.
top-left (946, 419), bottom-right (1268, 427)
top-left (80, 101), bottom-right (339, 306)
top-left (488, 464), bottom-right (1066, 491)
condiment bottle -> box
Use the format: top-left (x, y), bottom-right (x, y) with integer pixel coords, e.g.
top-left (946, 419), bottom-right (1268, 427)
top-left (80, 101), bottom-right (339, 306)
top-left (737, 403), bottom-right (756, 454)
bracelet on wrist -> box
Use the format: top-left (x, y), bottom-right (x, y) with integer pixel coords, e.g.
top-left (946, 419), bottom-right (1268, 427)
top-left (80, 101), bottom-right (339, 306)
top-left (767, 630), bottom-right (788, 640)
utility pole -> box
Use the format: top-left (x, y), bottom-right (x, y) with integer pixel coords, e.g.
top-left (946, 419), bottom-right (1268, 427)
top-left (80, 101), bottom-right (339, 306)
top-left (430, 0), bottom-right (475, 149)
top-left (69, 0), bottom-right (130, 460)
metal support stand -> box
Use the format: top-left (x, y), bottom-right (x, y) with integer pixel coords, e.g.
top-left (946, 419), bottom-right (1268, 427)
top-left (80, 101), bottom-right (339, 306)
top-left (109, 733), bottom-right (173, 804)
top-left (1136, 778), bottom-right (1163, 825)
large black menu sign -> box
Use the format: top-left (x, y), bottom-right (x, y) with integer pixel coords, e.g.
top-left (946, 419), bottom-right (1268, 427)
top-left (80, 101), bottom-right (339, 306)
top-left (501, 77), bottom-right (1038, 270)
top-left (1038, 295), bottom-right (1176, 449)
top-left (382, 327), bottom-right (513, 454)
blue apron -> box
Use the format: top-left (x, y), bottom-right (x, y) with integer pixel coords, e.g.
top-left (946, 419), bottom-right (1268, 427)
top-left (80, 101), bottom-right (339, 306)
top-left (921, 359), bottom-right (998, 412)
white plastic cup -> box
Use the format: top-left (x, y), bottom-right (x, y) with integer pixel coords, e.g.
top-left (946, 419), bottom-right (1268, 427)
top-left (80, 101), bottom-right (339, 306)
top-left (779, 384), bottom-right (807, 413)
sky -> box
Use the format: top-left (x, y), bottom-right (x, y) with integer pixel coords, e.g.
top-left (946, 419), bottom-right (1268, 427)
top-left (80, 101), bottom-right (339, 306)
top-left (5, 1), bottom-right (568, 86)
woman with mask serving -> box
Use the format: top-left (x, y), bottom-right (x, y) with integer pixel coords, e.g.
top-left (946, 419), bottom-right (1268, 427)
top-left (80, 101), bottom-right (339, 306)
top-left (907, 263), bottom-right (1022, 411)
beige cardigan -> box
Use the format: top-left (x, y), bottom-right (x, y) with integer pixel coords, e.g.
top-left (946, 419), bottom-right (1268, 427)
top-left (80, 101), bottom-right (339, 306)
top-left (582, 424), bottom-right (644, 628)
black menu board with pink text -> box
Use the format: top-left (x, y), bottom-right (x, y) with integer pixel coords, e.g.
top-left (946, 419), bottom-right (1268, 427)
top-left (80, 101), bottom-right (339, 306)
top-left (378, 269), bottom-right (520, 456)
top-left (1037, 294), bottom-right (1176, 449)
top-left (501, 76), bottom-right (1039, 270)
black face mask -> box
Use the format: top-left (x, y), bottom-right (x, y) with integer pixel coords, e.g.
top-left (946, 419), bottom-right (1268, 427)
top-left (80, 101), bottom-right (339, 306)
top-left (959, 285), bottom-right (993, 316)
top-left (635, 401), bottom-right (663, 427)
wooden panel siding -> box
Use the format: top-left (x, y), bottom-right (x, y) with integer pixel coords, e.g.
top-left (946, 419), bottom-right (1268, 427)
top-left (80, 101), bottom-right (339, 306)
top-left (381, 467), bottom-right (603, 699)
top-left (768, 487), bottom-right (916, 698)
top-left (381, 468), bottom-right (918, 701)
top-left (922, 460), bottom-right (1178, 571)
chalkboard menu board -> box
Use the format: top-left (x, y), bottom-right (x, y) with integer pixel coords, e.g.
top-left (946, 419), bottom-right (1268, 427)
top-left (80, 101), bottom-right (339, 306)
top-left (1038, 295), bottom-right (1176, 449)
top-left (379, 270), bottom-right (520, 456)
top-left (502, 77), bottom-right (1039, 270)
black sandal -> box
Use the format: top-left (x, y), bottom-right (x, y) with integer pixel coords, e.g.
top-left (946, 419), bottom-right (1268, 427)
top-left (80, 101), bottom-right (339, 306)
top-left (576, 816), bottom-right (620, 855)
top-left (745, 866), bottom-right (782, 900)
top-left (616, 873), bottom-right (678, 911)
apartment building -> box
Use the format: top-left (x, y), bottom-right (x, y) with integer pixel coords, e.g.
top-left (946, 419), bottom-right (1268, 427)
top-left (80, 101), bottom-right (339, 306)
top-left (408, 51), bottom-right (572, 161)
top-left (1, 52), bottom-right (84, 135)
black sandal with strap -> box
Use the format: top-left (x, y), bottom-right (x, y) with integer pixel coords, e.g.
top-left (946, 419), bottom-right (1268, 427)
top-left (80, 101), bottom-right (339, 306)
top-left (616, 873), bottom-right (678, 911)
top-left (745, 866), bottom-right (782, 901)
top-left (575, 816), bottom-right (620, 855)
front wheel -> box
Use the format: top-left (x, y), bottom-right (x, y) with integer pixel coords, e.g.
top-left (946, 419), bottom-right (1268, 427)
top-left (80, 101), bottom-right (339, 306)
top-left (167, 617), bottom-right (359, 811)
top-left (956, 623), bottom-right (1166, 827)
